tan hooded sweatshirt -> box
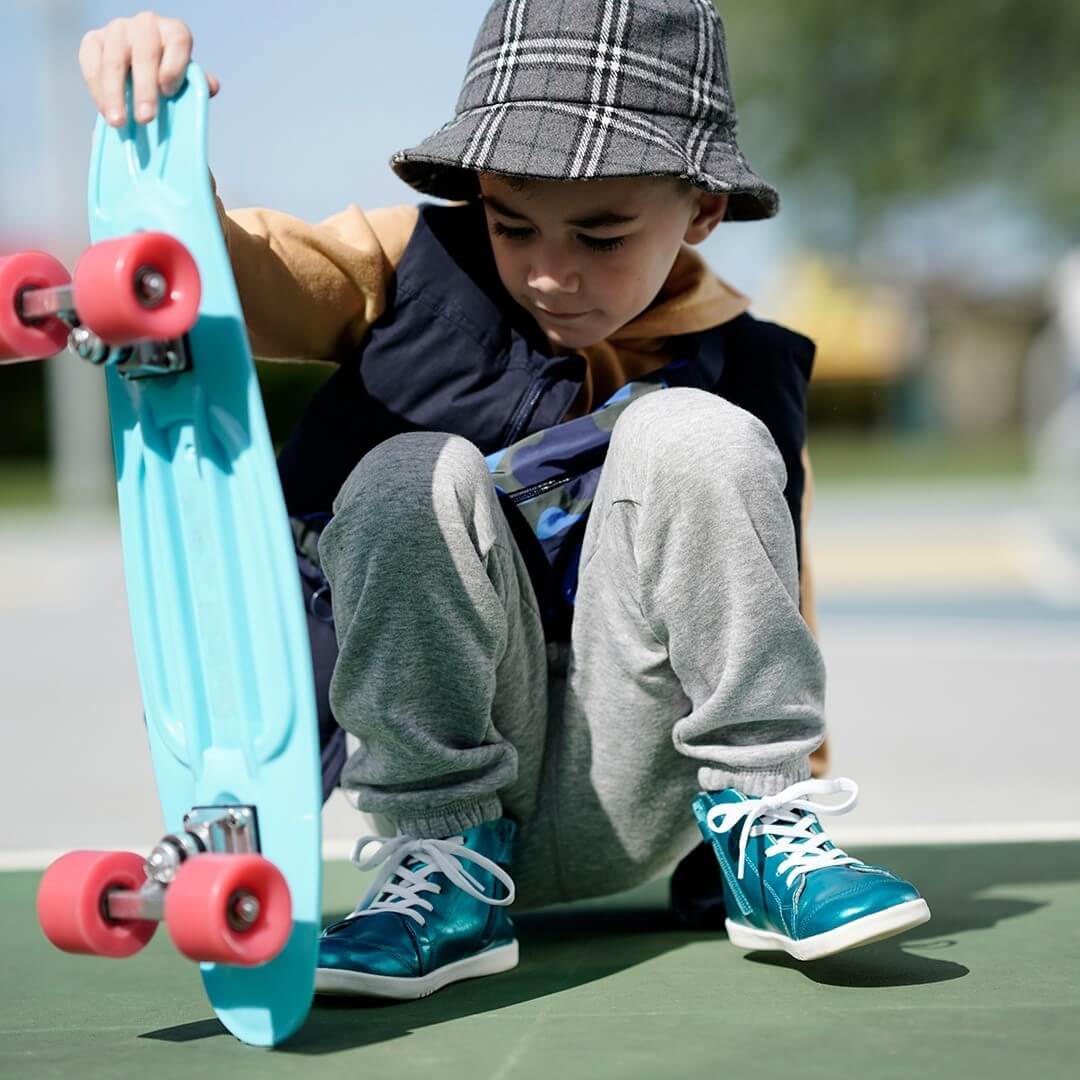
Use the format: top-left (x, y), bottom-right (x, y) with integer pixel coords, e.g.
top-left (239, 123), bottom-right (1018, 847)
top-left (212, 195), bottom-right (820, 652)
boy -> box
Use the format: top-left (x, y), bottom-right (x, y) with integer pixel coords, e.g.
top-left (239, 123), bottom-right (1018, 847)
top-left (79, 1), bottom-right (930, 999)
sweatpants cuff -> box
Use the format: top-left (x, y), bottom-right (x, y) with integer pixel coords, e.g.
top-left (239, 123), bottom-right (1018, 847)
top-left (698, 759), bottom-right (812, 797)
top-left (393, 795), bottom-right (504, 839)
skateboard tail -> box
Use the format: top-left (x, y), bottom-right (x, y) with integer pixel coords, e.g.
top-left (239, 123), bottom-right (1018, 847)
top-left (201, 919), bottom-right (322, 1046)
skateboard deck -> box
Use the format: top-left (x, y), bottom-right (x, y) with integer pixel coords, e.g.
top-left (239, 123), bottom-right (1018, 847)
top-left (92, 63), bottom-right (322, 1047)
top-left (0, 62), bottom-right (323, 1048)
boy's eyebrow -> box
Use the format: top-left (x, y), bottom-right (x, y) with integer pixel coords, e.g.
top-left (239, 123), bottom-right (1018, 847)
top-left (481, 194), bottom-right (638, 229)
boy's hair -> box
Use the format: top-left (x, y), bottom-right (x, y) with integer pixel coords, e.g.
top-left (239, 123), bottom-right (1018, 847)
top-left (392, 0), bottom-right (779, 222)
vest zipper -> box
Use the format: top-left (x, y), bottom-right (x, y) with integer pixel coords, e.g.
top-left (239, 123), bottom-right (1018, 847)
top-left (503, 374), bottom-right (553, 447)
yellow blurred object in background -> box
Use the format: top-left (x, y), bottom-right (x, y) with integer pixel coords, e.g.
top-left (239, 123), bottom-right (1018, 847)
top-left (766, 257), bottom-right (923, 384)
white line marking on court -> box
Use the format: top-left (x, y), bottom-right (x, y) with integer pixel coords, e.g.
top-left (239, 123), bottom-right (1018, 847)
top-left (827, 821), bottom-right (1080, 846)
top-left (3, 821), bottom-right (1078, 872)
top-left (1006, 513), bottom-right (1080, 606)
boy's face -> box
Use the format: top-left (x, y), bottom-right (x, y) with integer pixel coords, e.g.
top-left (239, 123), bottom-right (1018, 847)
top-left (478, 173), bottom-right (729, 351)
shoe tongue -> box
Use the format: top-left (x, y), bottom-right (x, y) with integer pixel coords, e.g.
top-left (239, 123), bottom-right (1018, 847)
top-left (767, 805), bottom-right (841, 852)
top-left (710, 788), bottom-right (750, 805)
top-left (400, 852), bottom-right (434, 877)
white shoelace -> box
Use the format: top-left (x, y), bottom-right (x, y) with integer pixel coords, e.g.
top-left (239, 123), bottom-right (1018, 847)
top-left (704, 778), bottom-right (863, 890)
top-left (345, 834), bottom-right (516, 927)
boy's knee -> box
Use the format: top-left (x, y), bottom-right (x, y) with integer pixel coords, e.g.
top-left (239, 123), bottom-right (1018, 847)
top-left (613, 388), bottom-right (783, 482)
top-left (331, 432), bottom-right (487, 515)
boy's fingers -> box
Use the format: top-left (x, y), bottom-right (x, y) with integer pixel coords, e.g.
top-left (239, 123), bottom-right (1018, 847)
top-left (99, 20), bottom-right (134, 126)
top-left (129, 14), bottom-right (165, 123)
top-left (77, 29), bottom-right (106, 115)
top-left (158, 18), bottom-right (194, 96)
top-left (207, 73), bottom-right (221, 98)
top-left (80, 14), bottom-right (206, 122)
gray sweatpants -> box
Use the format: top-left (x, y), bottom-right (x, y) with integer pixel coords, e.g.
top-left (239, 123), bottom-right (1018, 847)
top-left (317, 388), bottom-right (826, 909)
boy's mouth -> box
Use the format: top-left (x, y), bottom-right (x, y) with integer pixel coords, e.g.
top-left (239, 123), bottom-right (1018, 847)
top-left (534, 305), bottom-right (591, 321)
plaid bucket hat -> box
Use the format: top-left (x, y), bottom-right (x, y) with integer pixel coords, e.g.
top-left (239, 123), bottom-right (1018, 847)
top-left (391, 0), bottom-right (779, 221)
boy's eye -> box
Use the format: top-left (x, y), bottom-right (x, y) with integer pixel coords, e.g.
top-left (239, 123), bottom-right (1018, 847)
top-left (491, 221), bottom-right (533, 241)
top-left (579, 234), bottom-right (626, 253)
top-left (491, 220), bottom-right (626, 253)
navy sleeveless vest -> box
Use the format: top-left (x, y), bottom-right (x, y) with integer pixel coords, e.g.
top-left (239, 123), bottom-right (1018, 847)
top-left (277, 201), bottom-right (815, 641)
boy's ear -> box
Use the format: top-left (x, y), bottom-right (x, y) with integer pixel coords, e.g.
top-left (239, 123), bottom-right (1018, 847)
top-left (684, 193), bottom-right (729, 244)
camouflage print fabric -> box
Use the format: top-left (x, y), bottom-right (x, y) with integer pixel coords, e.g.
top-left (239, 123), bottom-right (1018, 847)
top-left (485, 374), bottom-right (670, 620)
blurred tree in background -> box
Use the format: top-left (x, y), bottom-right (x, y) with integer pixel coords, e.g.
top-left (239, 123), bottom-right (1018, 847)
top-left (723, 0), bottom-right (1080, 247)
top-left (717, 0), bottom-right (1077, 446)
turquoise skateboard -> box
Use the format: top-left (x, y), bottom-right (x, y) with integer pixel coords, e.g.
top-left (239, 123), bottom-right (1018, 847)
top-left (0, 64), bottom-right (321, 1047)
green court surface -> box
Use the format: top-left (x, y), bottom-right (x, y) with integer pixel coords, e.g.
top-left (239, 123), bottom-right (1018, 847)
top-left (3, 842), bottom-right (1077, 1080)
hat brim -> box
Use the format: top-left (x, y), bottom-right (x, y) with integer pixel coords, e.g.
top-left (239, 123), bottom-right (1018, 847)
top-left (391, 101), bottom-right (779, 222)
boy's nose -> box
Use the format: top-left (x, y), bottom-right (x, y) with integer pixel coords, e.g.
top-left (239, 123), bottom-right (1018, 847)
top-left (527, 262), bottom-right (581, 295)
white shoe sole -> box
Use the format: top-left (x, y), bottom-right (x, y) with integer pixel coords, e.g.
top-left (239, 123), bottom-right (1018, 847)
top-left (726, 898), bottom-right (931, 962)
top-left (314, 940), bottom-right (519, 1000)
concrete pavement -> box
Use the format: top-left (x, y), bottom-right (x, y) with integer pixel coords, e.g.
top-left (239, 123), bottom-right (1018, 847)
top-left (1, 479), bottom-right (1077, 867)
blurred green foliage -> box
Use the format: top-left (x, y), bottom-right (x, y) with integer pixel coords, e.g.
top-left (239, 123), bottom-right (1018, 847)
top-left (722, 0), bottom-right (1080, 240)
top-left (807, 430), bottom-right (1030, 485)
top-left (0, 462), bottom-right (52, 510)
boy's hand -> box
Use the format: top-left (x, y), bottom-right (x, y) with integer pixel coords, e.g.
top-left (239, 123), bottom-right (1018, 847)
top-left (79, 12), bottom-right (220, 128)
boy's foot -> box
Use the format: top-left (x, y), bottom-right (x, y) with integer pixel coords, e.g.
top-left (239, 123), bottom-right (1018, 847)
top-left (669, 839), bottom-right (728, 930)
top-left (316, 818), bottom-right (518, 999)
top-left (693, 779), bottom-right (930, 961)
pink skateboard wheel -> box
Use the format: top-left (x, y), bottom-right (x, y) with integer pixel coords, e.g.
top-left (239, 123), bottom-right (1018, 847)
top-left (36, 850), bottom-right (157, 958)
top-left (73, 231), bottom-right (201, 345)
top-left (0, 251), bottom-right (71, 361)
top-left (164, 854), bottom-right (292, 966)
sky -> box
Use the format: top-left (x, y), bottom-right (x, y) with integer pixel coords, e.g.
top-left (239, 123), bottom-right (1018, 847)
top-left (0, 0), bottom-right (787, 301)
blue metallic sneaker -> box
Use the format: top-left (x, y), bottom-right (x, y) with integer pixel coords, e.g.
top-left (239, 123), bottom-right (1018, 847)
top-left (693, 778), bottom-right (930, 961)
top-left (315, 818), bottom-right (518, 999)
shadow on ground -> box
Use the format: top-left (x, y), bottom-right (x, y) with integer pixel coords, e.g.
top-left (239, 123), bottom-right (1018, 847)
top-left (140, 841), bottom-right (1074, 1053)
top-left (740, 840), bottom-right (1064, 987)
